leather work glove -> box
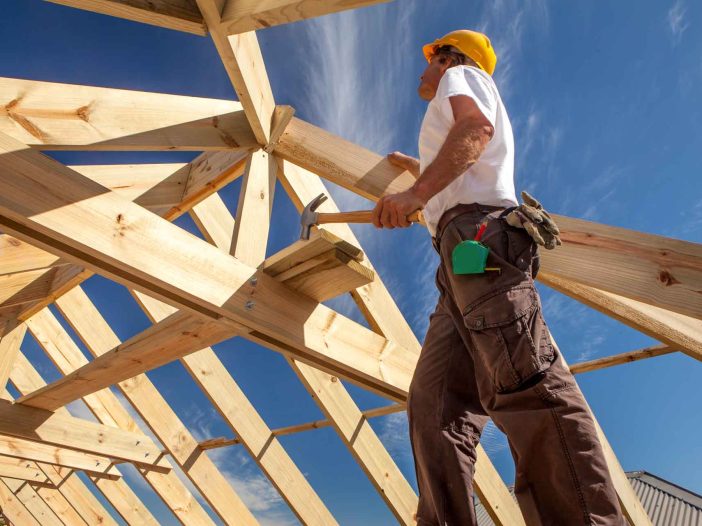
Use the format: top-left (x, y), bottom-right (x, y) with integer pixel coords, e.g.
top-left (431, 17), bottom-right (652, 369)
top-left (505, 191), bottom-right (562, 250)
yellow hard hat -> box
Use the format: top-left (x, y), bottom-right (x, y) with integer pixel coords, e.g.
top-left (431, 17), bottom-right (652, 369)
top-left (422, 30), bottom-right (497, 76)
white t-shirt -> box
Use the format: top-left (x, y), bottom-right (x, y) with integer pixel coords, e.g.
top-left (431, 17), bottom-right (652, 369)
top-left (418, 65), bottom-right (518, 236)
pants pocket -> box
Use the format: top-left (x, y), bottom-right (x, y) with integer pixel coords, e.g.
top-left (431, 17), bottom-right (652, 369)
top-left (463, 285), bottom-right (555, 393)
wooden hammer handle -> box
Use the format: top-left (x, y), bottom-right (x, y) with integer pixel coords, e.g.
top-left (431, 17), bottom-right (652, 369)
top-left (316, 210), bottom-right (425, 225)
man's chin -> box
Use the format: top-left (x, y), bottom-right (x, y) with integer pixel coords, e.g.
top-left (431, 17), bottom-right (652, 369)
top-left (417, 84), bottom-right (436, 101)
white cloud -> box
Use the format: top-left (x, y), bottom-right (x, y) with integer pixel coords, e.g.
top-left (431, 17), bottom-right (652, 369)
top-left (667, 0), bottom-right (688, 45)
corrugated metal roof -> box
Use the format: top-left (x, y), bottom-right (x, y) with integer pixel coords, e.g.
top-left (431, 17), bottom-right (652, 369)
top-left (474, 471), bottom-right (702, 525)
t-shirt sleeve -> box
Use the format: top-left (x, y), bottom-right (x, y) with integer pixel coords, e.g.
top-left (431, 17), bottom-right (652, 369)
top-left (436, 66), bottom-right (497, 126)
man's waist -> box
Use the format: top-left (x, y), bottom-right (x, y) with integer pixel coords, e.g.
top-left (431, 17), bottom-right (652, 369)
top-left (432, 202), bottom-right (508, 248)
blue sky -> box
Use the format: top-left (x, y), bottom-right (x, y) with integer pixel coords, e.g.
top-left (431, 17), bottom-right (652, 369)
top-left (3, 1), bottom-right (702, 524)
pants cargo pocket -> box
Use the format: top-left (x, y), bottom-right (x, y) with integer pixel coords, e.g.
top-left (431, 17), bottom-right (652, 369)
top-left (463, 285), bottom-right (555, 393)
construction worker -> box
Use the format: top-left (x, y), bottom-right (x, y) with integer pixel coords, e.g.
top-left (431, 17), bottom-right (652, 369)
top-left (372, 30), bottom-right (625, 525)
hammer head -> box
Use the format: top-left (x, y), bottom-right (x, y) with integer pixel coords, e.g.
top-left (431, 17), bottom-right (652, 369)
top-left (300, 193), bottom-right (328, 240)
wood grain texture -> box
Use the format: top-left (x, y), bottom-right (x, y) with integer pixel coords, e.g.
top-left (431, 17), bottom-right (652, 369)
top-left (0, 77), bottom-right (257, 150)
top-left (0, 134), bottom-right (415, 402)
top-left (220, 0), bottom-right (390, 34)
top-left (569, 344), bottom-right (676, 374)
top-left (47, 0), bottom-right (207, 35)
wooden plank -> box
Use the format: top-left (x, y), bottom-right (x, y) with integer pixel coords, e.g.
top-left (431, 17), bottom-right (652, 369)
top-left (231, 150), bottom-right (277, 264)
top-left (219, 0), bottom-right (391, 34)
top-left (542, 214), bottom-right (702, 320)
top-left (0, 478), bottom-right (42, 526)
top-left (0, 435), bottom-right (118, 478)
top-left (133, 289), bottom-right (337, 524)
top-left (0, 77), bottom-right (257, 150)
top-left (540, 274), bottom-right (702, 362)
top-left (276, 159), bottom-right (420, 351)
top-left (570, 344), bottom-right (676, 375)
top-left (275, 118), bottom-right (416, 201)
top-left (0, 235), bottom-right (63, 276)
top-left (55, 287), bottom-right (259, 526)
top-left (0, 400), bottom-right (166, 469)
top-left (8, 151), bottom-right (248, 323)
top-left (0, 136), bottom-right (416, 402)
top-left (19, 311), bottom-right (237, 411)
top-left (289, 359), bottom-right (418, 525)
top-left (263, 230), bottom-right (374, 302)
top-left (195, 0), bottom-right (275, 144)
top-left (2, 477), bottom-right (63, 526)
top-left (2, 389), bottom-right (128, 526)
top-left (190, 193), bottom-right (236, 250)
top-left (25, 309), bottom-right (220, 526)
top-left (34, 481), bottom-right (90, 526)
top-left (0, 323), bottom-right (26, 388)
top-left (0, 456), bottom-right (50, 485)
top-left (46, 0), bottom-right (207, 35)
top-left (550, 339), bottom-right (651, 526)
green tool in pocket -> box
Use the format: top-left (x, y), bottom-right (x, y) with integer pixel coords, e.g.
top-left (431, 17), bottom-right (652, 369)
top-left (451, 221), bottom-right (501, 275)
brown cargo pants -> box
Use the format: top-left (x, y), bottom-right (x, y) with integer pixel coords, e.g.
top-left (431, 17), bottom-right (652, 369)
top-left (407, 203), bottom-right (624, 525)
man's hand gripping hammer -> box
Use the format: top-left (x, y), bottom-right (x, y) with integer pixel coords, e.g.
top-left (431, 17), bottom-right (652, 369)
top-left (300, 193), bottom-right (424, 240)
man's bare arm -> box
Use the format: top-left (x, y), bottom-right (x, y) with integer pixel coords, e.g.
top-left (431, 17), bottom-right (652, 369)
top-left (411, 95), bottom-right (493, 203)
top-left (388, 151), bottom-right (420, 178)
top-left (372, 95), bottom-right (493, 228)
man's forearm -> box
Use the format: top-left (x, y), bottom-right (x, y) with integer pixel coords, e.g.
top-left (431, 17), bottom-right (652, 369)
top-left (411, 119), bottom-right (492, 203)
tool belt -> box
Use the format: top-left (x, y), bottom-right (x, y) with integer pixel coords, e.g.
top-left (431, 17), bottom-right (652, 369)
top-left (432, 203), bottom-right (509, 252)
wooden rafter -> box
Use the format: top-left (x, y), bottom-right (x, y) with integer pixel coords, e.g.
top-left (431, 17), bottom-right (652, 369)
top-left (0, 323), bottom-right (26, 389)
top-left (135, 293), bottom-right (339, 525)
top-left (1, 150), bottom-right (248, 323)
top-left (570, 344), bottom-right (676, 375)
top-left (3, 385), bottom-right (146, 525)
top-left (46, 0), bottom-right (207, 35)
top-left (218, 0), bottom-right (392, 35)
top-left (53, 287), bottom-right (260, 525)
top-left (541, 274), bottom-right (702, 362)
top-left (1, 478), bottom-right (56, 526)
top-left (0, 135), bottom-right (416, 402)
top-left (195, 0), bottom-right (275, 144)
top-left (0, 77), bottom-right (257, 151)
top-left (25, 309), bottom-right (220, 526)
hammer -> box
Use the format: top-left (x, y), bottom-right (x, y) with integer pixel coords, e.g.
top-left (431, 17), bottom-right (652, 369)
top-left (300, 193), bottom-right (424, 240)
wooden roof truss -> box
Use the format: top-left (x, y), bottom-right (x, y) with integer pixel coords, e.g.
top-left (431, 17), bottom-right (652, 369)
top-left (1, 1), bottom-right (700, 524)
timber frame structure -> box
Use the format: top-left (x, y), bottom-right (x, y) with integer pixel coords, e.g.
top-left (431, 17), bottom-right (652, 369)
top-left (0, 1), bottom-right (700, 525)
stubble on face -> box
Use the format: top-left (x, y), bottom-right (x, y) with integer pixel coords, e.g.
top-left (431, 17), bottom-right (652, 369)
top-left (417, 55), bottom-right (452, 101)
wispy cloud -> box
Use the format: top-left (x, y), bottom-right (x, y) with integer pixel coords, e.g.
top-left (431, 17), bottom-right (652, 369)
top-left (667, 0), bottom-right (689, 45)
top-left (481, 420), bottom-right (509, 455)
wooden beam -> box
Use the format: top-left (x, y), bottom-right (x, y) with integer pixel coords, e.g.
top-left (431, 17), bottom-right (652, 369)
top-left (0, 234), bottom-right (63, 276)
top-left (195, 0), bottom-right (275, 144)
top-left (262, 230), bottom-right (374, 302)
top-left (219, 0), bottom-right (391, 34)
top-left (190, 193), bottom-right (236, 250)
top-left (541, 214), bottom-right (702, 320)
top-left (231, 150), bottom-right (276, 264)
top-left (1, 479), bottom-right (50, 526)
top-left (0, 435), bottom-right (119, 479)
top-left (55, 287), bottom-right (259, 525)
top-left (0, 136), bottom-right (415, 402)
top-left (0, 323), bottom-right (26, 388)
top-left (25, 309), bottom-right (221, 526)
top-left (46, 0), bottom-right (207, 35)
top-left (275, 118), bottom-right (416, 201)
top-left (570, 344), bottom-right (676, 375)
top-left (0, 77), bottom-right (257, 150)
top-left (4, 150), bottom-right (248, 323)
top-left (0, 400), bottom-right (167, 469)
top-left (7, 364), bottom-right (155, 526)
top-left (0, 456), bottom-right (50, 485)
top-left (32, 479), bottom-right (91, 526)
top-left (133, 292), bottom-right (338, 525)
top-left (0, 478), bottom-right (41, 526)
top-left (540, 274), bottom-right (702, 362)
